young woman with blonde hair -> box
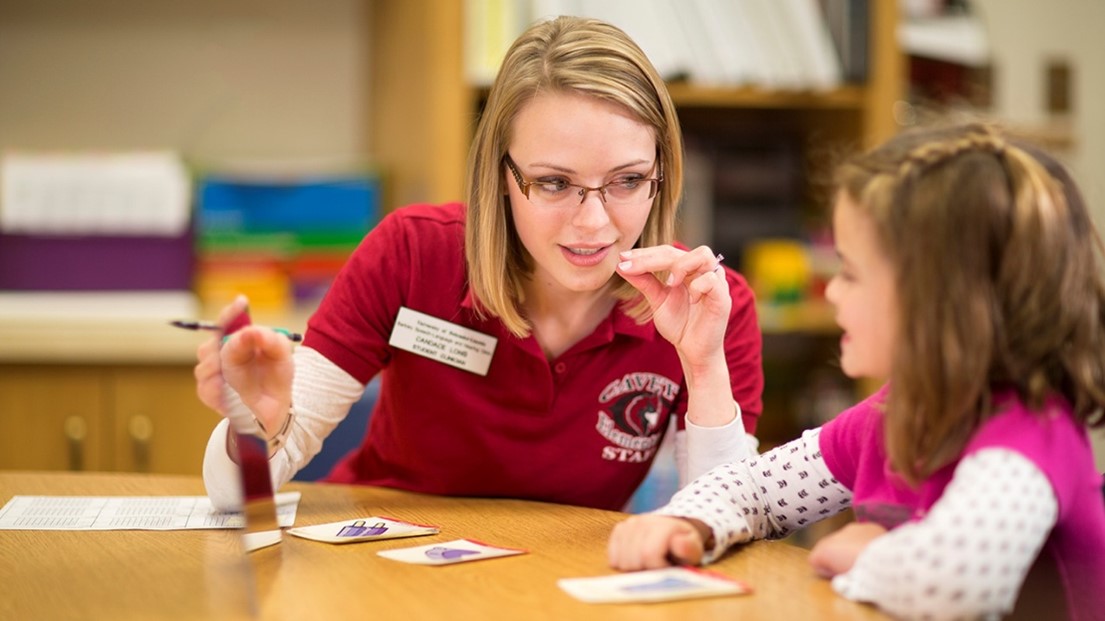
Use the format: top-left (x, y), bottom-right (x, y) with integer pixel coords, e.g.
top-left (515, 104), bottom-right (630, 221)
top-left (195, 16), bottom-right (764, 512)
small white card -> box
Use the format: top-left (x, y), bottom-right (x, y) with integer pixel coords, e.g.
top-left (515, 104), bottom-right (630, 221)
top-left (558, 567), bottom-right (751, 604)
top-left (376, 538), bottom-right (526, 566)
top-left (286, 516), bottom-right (439, 544)
top-left (388, 306), bottom-right (497, 376)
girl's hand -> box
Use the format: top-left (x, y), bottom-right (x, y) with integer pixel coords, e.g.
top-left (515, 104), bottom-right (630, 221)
top-left (616, 245), bottom-right (731, 367)
top-left (608, 514), bottom-right (713, 571)
top-left (808, 521), bottom-right (888, 578)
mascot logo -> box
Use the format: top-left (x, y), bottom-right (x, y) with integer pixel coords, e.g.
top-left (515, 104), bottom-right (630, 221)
top-left (610, 390), bottom-right (664, 437)
top-left (595, 373), bottom-right (679, 462)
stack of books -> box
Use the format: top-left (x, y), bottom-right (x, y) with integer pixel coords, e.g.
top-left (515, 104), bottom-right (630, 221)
top-left (195, 170), bottom-right (380, 312)
top-left (466, 0), bottom-right (868, 90)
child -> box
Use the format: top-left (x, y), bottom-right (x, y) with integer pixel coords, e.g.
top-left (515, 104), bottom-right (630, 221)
top-left (607, 122), bottom-right (1105, 620)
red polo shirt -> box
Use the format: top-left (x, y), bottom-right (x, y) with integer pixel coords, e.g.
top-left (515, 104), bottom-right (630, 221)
top-left (305, 203), bottom-right (763, 510)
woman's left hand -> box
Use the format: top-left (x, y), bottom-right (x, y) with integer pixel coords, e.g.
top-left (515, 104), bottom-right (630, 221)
top-left (616, 245), bottom-right (730, 366)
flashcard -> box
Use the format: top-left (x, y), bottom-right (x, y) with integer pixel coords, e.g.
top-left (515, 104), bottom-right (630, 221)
top-left (286, 516), bottom-right (439, 544)
top-left (558, 567), bottom-right (751, 604)
top-left (376, 538), bottom-right (527, 565)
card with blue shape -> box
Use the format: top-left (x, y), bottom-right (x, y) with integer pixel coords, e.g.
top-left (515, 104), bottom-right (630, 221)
top-left (558, 567), bottom-right (751, 603)
top-left (376, 538), bottom-right (527, 565)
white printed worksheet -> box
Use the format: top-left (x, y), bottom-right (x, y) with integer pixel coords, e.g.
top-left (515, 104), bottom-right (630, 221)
top-left (0, 492), bottom-right (300, 530)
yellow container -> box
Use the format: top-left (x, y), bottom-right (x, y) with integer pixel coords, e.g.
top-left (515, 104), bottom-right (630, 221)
top-left (743, 239), bottom-right (811, 305)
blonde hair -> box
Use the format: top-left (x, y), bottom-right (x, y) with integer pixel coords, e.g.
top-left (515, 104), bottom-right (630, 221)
top-left (465, 16), bottom-right (684, 337)
top-left (835, 122), bottom-right (1105, 483)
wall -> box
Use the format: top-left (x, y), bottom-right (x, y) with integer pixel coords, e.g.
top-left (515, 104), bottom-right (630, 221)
top-left (972, 0), bottom-right (1105, 470)
top-left (2, 0), bottom-right (1103, 468)
top-left (973, 0), bottom-right (1105, 216)
top-left (0, 0), bottom-right (369, 164)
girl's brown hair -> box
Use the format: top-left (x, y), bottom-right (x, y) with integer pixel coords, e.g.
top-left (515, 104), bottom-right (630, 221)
top-left (835, 122), bottom-right (1105, 483)
top-left (464, 16), bottom-right (684, 337)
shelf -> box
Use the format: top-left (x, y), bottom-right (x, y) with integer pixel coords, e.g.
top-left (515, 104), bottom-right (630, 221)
top-left (757, 300), bottom-right (840, 335)
top-left (368, 1), bottom-right (903, 206)
top-left (0, 292), bottom-right (311, 365)
top-left (666, 83), bottom-right (867, 110)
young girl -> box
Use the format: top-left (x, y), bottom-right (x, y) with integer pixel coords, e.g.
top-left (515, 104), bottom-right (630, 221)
top-left (607, 123), bottom-right (1105, 620)
top-left (195, 16), bottom-right (763, 513)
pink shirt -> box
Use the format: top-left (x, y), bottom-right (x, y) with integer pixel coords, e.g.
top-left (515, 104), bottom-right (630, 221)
top-left (821, 387), bottom-right (1105, 619)
top-left (303, 203), bottom-right (764, 510)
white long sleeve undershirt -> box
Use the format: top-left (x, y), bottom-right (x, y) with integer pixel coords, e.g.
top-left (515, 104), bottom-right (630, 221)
top-left (202, 346), bottom-right (756, 510)
top-left (203, 346), bottom-right (364, 510)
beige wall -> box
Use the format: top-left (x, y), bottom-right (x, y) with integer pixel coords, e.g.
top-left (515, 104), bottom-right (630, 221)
top-left (0, 0), bottom-right (369, 164)
top-left (974, 0), bottom-right (1105, 219)
top-left (973, 0), bottom-right (1105, 471)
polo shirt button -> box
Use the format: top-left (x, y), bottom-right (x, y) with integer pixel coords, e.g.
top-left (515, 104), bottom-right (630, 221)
top-left (554, 362), bottom-right (567, 374)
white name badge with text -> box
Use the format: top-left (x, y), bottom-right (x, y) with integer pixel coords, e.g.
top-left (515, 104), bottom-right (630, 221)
top-left (389, 306), bottom-right (497, 376)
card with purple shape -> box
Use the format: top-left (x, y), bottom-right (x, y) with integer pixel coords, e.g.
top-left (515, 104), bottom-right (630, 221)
top-left (287, 516), bottom-right (439, 544)
top-left (557, 567), bottom-right (751, 604)
top-left (376, 538), bottom-right (527, 565)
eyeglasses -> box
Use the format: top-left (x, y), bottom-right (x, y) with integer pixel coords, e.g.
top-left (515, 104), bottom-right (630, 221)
top-left (504, 153), bottom-right (663, 208)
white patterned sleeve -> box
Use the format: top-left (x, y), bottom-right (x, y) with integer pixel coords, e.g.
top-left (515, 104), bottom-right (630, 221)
top-left (832, 449), bottom-right (1057, 621)
top-left (655, 427), bottom-right (853, 564)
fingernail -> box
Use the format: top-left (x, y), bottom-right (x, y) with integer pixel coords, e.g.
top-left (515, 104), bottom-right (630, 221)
top-left (618, 261), bottom-right (632, 271)
top-left (665, 273), bottom-right (675, 286)
top-left (620, 250), bottom-right (633, 259)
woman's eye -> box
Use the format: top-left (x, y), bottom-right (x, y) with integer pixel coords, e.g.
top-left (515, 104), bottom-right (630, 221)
top-left (536, 180), bottom-right (570, 193)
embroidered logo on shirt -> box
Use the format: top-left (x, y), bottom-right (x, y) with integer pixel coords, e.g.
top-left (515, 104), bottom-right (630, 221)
top-left (595, 372), bottom-right (678, 463)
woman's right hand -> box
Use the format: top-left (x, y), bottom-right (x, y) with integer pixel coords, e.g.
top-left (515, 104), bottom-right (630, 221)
top-left (193, 296), bottom-right (294, 434)
top-left (607, 514), bottom-right (712, 571)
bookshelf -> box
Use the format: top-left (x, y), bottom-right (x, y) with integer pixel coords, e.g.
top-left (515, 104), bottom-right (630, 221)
top-left (367, 1), bottom-right (902, 207)
top-left (366, 0), bottom-right (904, 447)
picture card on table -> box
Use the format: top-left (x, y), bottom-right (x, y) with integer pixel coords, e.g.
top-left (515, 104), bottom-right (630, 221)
top-left (287, 516), bottom-right (439, 544)
top-left (558, 567), bottom-right (751, 604)
top-left (377, 538), bottom-right (527, 566)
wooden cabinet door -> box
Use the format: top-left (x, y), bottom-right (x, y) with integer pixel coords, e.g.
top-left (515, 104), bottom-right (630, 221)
top-left (109, 366), bottom-right (219, 475)
top-left (0, 365), bottom-right (109, 471)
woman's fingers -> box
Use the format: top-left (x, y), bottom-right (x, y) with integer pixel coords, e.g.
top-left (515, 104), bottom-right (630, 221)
top-left (216, 294), bottom-right (249, 327)
top-left (619, 246), bottom-right (724, 288)
top-left (221, 325), bottom-right (291, 368)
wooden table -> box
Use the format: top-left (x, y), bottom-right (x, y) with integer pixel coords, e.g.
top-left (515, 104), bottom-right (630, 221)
top-left (0, 471), bottom-right (886, 620)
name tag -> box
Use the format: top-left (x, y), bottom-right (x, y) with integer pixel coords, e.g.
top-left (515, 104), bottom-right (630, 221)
top-left (389, 307), bottom-right (498, 376)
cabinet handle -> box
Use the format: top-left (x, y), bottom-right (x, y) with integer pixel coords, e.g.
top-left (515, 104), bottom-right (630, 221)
top-left (64, 416), bottom-right (87, 472)
top-left (128, 415), bottom-right (153, 473)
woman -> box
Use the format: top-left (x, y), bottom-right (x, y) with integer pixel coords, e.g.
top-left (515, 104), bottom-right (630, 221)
top-left (197, 16), bottom-right (763, 511)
